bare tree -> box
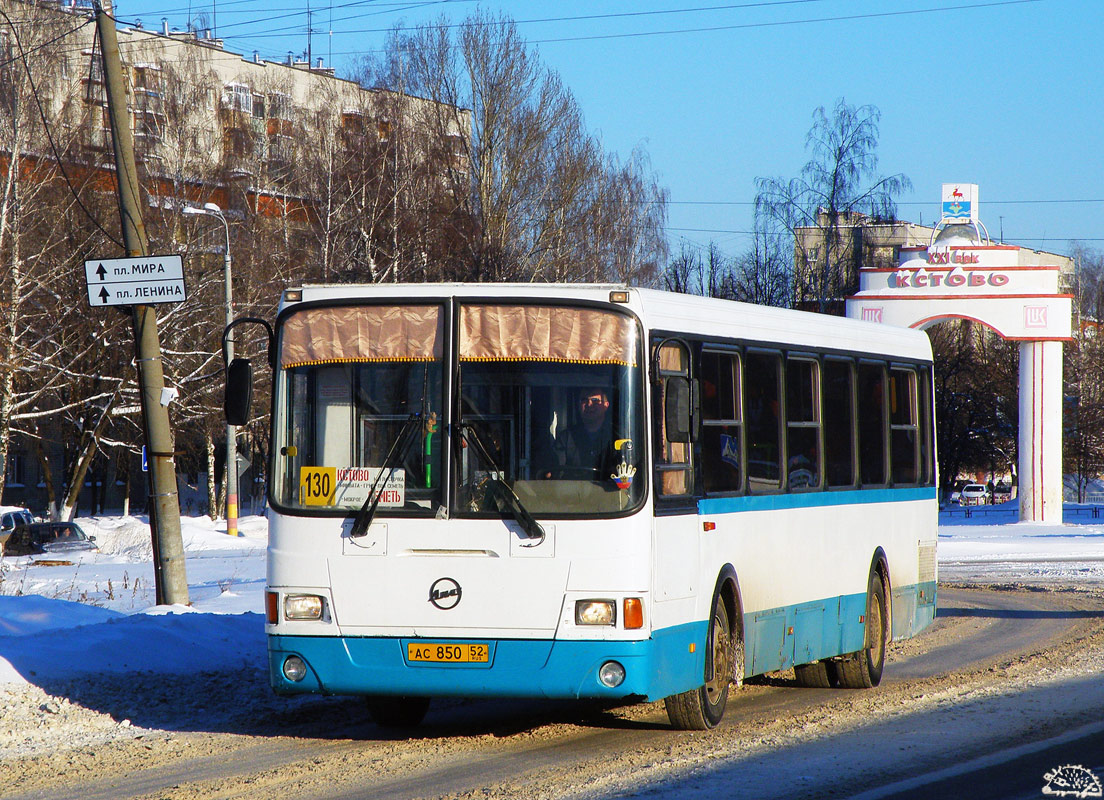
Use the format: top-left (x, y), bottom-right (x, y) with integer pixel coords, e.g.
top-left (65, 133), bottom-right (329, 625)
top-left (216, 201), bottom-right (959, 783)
top-left (368, 11), bottom-right (667, 284)
top-left (663, 242), bottom-right (699, 295)
top-left (731, 223), bottom-right (791, 307)
top-left (756, 99), bottom-right (910, 313)
top-left (662, 242), bottom-right (731, 299)
top-left (928, 320), bottom-right (1018, 499)
top-left (0, 3), bottom-right (128, 514)
top-left (1065, 244), bottom-right (1104, 500)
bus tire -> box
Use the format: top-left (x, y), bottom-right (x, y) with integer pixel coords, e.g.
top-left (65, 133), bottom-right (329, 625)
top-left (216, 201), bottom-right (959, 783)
top-left (794, 660), bottom-right (838, 688)
top-left (366, 696), bottom-right (430, 728)
top-left (664, 592), bottom-right (735, 730)
top-left (835, 570), bottom-right (888, 689)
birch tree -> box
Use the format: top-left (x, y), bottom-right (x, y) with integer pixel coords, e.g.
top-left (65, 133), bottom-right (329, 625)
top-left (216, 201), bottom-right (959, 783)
top-left (366, 11), bottom-right (667, 284)
top-left (755, 99), bottom-right (910, 312)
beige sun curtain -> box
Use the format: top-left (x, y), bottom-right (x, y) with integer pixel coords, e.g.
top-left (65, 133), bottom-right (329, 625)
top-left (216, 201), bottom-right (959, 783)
top-left (280, 305), bottom-right (443, 368)
top-left (460, 305), bottom-right (637, 366)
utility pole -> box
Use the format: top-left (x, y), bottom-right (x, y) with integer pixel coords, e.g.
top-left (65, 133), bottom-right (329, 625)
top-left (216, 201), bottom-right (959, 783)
top-left (93, 0), bottom-right (189, 605)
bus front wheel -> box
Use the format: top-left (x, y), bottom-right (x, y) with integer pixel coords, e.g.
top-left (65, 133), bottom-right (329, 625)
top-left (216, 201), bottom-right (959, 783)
top-left (835, 571), bottom-right (888, 689)
top-left (366, 696), bottom-right (430, 728)
top-left (665, 593), bottom-right (737, 730)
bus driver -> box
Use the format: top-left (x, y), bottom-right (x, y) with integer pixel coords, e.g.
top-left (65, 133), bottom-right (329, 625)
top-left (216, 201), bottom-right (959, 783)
top-left (550, 388), bottom-right (613, 478)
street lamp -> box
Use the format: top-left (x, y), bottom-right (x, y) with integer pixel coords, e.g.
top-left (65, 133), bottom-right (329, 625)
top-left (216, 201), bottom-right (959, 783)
top-left (184, 202), bottom-right (241, 537)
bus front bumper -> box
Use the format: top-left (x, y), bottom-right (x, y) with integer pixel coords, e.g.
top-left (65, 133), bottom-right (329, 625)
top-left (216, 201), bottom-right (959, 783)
top-left (268, 626), bottom-right (705, 702)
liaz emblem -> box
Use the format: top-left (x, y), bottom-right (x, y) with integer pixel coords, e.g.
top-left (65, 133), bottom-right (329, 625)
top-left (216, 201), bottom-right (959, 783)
top-left (429, 577), bottom-right (462, 610)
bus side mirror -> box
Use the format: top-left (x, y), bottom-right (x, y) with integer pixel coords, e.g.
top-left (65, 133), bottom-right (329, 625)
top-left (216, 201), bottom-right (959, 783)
top-left (225, 358), bottom-right (254, 426)
top-left (665, 377), bottom-right (691, 441)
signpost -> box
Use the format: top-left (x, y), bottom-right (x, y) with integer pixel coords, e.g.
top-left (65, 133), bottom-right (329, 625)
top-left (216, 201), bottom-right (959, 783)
top-left (91, 0), bottom-right (189, 606)
top-left (84, 255), bottom-right (186, 307)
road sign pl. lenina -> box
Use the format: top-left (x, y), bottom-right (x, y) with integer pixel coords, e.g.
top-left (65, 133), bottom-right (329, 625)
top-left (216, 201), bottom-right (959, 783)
top-left (84, 255), bottom-right (186, 306)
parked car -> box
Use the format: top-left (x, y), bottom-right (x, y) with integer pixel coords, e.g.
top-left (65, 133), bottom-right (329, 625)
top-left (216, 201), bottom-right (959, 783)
top-left (5, 521), bottom-right (98, 557)
top-left (0, 507), bottom-right (35, 558)
top-left (959, 484), bottom-right (990, 506)
top-left (948, 481), bottom-right (970, 505)
top-left (1, 507), bottom-right (34, 532)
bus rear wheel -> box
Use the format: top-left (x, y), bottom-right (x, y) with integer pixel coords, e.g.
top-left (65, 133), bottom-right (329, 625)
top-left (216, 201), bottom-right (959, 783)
top-left (835, 572), bottom-right (888, 689)
top-left (665, 593), bottom-right (736, 730)
top-left (366, 696), bottom-right (430, 728)
top-left (794, 660), bottom-right (839, 688)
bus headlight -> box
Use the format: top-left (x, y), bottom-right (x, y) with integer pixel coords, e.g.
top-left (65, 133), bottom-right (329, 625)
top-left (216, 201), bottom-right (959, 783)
top-left (283, 655), bottom-right (308, 682)
top-left (284, 594), bottom-right (325, 620)
top-left (575, 600), bottom-right (616, 626)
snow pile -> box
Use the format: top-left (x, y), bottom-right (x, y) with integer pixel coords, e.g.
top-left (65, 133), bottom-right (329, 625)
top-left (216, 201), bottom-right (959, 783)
top-left (0, 594), bottom-right (261, 685)
top-left (0, 515), bottom-right (267, 689)
top-left (80, 515), bottom-right (159, 560)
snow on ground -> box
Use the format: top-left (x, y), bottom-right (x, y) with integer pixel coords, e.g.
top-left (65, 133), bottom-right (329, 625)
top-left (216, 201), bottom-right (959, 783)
top-left (939, 500), bottom-right (1104, 584)
top-left (1, 501), bottom-right (1104, 774)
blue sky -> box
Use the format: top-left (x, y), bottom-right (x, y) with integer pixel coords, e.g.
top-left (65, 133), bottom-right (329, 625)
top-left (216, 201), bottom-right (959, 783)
top-left (114, 0), bottom-right (1103, 261)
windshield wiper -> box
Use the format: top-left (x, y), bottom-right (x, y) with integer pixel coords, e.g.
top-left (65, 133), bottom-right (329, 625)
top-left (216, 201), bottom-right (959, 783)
top-left (459, 422), bottom-right (545, 544)
top-left (350, 412), bottom-right (422, 538)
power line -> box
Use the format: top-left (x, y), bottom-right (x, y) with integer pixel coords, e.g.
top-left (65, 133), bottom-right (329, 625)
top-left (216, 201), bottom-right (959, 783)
top-left (115, 0), bottom-right (472, 37)
top-left (665, 198), bottom-right (1104, 206)
top-left (668, 226), bottom-right (1104, 243)
top-left (207, 0), bottom-right (835, 40)
top-left (107, 0), bottom-right (1044, 57)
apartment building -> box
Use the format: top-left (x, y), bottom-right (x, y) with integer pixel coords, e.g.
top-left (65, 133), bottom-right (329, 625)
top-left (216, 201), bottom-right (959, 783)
top-left (0, 0), bottom-right (469, 216)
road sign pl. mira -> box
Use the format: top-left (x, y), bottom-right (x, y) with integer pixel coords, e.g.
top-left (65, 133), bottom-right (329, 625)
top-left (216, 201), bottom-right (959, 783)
top-left (84, 255), bottom-right (186, 306)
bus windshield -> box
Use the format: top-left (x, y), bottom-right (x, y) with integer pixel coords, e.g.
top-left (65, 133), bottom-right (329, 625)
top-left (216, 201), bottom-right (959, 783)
top-left (273, 304), bottom-right (445, 514)
top-left (456, 303), bottom-right (645, 516)
top-left (271, 300), bottom-right (645, 518)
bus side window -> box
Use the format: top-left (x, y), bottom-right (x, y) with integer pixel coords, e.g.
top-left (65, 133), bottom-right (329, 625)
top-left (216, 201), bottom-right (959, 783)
top-left (785, 358), bottom-right (821, 490)
top-left (890, 368), bottom-right (919, 485)
top-left (858, 363), bottom-right (888, 486)
top-left (700, 350), bottom-right (741, 494)
top-left (919, 366), bottom-right (935, 486)
top-left (823, 359), bottom-right (856, 487)
top-left (745, 351), bottom-right (782, 493)
top-left (655, 341), bottom-right (693, 497)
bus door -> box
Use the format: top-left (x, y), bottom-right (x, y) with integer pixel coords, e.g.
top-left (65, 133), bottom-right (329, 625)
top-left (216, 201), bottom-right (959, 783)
top-left (652, 339), bottom-right (699, 604)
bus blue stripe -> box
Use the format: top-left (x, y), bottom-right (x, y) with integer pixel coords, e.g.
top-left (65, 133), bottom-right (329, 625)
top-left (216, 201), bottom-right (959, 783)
top-left (268, 582), bottom-right (936, 703)
top-left (698, 486), bottom-right (937, 515)
top-left (269, 624), bottom-right (706, 702)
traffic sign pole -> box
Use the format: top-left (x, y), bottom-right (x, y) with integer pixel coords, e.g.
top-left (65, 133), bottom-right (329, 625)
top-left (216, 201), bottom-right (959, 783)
top-left (94, 0), bottom-right (188, 606)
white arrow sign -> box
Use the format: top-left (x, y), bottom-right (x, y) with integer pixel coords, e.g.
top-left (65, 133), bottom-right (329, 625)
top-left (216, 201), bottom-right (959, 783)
top-left (84, 255), bottom-right (186, 307)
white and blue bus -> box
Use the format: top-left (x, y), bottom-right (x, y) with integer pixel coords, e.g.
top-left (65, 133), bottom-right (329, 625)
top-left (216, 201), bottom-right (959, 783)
top-left (227, 283), bottom-right (937, 729)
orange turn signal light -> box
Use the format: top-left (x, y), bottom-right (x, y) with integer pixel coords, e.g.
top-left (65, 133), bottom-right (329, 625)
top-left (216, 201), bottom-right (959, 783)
top-left (623, 597), bottom-right (644, 629)
top-left (266, 591), bottom-right (279, 624)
